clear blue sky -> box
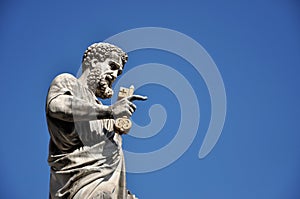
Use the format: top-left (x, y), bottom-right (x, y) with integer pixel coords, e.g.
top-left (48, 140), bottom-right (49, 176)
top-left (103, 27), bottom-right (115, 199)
top-left (0, 0), bottom-right (300, 198)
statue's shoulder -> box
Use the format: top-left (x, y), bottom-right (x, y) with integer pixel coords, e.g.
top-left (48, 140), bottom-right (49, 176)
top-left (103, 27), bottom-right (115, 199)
top-left (47, 73), bottom-right (79, 97)
top-left (51, 73), bottom-right (77, 84)
top-left (49, 73), bottom-right (78, 88)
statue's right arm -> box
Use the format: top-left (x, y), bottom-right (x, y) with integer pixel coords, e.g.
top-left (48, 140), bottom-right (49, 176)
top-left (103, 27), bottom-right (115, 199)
top-left (48, 94), bottom-right (147, 122)
top-left (48, 95), bottom-right (112, 122)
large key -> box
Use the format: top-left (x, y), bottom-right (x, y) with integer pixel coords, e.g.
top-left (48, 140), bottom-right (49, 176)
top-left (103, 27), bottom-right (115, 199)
top-left (114, 85), bottom-right (134, 134)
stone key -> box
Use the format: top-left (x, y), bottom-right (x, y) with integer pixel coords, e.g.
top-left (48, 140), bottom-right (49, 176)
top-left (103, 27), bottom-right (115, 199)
top-left (114, 85), bottom-right (135, 134)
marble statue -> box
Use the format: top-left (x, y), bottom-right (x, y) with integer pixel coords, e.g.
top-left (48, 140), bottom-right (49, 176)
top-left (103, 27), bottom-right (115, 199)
top-left (45, 42), bottom-right (147, 199)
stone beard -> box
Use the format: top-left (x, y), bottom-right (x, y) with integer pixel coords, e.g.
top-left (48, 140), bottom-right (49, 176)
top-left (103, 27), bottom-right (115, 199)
top-left (87, 67), bottom-right (114, 99)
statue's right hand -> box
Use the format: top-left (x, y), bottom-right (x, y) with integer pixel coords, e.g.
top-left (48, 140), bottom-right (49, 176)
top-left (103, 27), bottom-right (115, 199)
top-left (110, 95), bottom-right (147, 118)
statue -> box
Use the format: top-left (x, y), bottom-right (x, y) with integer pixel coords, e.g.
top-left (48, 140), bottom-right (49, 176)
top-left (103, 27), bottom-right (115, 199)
top-left (45, 42), bottom-right (147, 199)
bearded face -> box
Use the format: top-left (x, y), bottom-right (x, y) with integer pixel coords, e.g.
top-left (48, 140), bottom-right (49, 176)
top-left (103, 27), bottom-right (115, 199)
top-left (84, 51), bottom-right (123, 99)
top-left (87, 67), bottom-right (116, 99)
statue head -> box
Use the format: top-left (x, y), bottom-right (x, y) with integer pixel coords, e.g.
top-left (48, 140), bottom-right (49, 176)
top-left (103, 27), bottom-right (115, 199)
top-left (81, 42), bottom-right (128, 99)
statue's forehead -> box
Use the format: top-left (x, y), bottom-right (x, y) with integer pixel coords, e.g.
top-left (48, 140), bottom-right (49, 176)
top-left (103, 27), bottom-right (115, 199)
top-left (109, 51), bottom-right (121, 63)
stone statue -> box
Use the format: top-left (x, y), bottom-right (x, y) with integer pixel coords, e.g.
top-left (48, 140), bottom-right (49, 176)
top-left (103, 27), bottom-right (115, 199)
top-left (45, 42), bottom-right (147, 199)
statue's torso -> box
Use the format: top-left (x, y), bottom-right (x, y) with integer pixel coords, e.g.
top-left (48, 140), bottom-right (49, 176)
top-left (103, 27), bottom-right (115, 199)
top-left (46, 73), bottom-right (127, 199)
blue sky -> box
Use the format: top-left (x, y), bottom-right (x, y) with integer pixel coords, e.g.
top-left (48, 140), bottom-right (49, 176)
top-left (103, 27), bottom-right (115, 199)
top-left (0, 0), bottom-right (300, 198)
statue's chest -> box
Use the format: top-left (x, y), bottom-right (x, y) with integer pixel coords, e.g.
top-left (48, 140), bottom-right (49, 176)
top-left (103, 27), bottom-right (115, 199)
top-left (73, 84), bottom-right (100, 104)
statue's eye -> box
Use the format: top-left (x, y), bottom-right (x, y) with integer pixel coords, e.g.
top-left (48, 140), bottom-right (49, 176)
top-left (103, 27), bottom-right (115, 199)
top-left (110, 62), bottom-right (118, 70)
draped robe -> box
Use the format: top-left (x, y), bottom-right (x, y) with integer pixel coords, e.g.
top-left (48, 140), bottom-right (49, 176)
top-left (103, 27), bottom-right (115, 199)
top-left (46, 74), bottom-right (136, 199)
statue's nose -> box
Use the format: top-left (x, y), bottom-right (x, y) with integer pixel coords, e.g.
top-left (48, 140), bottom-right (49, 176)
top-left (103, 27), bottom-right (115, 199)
top-left (112, 70), bottom-right (118, 78)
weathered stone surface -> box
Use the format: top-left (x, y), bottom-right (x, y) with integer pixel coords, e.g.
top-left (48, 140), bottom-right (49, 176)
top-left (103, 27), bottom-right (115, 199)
top-left (46, 42), bottom-right (146, 199)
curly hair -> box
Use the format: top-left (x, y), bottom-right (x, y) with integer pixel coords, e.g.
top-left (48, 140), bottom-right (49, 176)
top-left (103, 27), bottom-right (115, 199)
top-left (82, 42), bottom-right (128, 72)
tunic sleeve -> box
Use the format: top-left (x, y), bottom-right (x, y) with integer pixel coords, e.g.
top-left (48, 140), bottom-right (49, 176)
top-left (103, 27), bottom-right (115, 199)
top-left (46, 73), bottom-right (83, 154)
top-left (46, 73), bottom-right (77, 115)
